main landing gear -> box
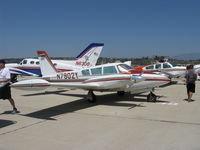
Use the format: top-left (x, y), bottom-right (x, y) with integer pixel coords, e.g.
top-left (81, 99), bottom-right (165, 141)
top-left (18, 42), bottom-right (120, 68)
top-left (147, 92), bottom-right (157, 102)
top-left (117, 91), bottom-right (125, 96)
top-left (86, 90), bottom-right (96, 103)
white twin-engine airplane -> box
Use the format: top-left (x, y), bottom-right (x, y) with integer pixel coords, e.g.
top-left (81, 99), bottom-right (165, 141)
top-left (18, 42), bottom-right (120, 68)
top-left (134, 62), bottom-right (200, 78)
top-left (6, 43), bottom-right (104, 77)
top-left (12, 51), bottom-right (171, 102)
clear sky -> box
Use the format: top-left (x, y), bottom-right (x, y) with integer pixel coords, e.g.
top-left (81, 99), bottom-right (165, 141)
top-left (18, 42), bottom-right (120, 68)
top-left (1, 0), bottom-right (200, 58)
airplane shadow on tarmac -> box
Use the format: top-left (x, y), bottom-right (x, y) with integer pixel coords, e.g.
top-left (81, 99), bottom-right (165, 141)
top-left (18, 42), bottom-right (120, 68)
top-left (21, 91), bottom-right (169, 120)
top-left (0, 119), bottom-right (17, 128)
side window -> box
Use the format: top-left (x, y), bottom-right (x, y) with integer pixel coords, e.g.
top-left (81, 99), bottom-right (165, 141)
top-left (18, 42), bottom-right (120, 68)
top-left (23, 60), bottom-right (27, 64)
top-left (30, 61), bottom-right (34, 64)
top-left (82, 69), bottom-right (90, 76)
top-left (163, 63), bottom-right (171, 68)
top-left (91, 68), bottom-right (102, 75)
top-left (155, 64), bottom-right (161, 69)
top-left (36, 61), bottom-right (40, 65)
top-left (103, 66), bottom-right (118, 74)
top-left (146, 65), bottom-right (154, 70)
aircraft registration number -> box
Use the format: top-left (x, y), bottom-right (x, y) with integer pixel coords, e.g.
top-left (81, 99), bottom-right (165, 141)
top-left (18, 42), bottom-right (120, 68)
top-left (57, 72), bottom-right (78, 80)
top-left (75, 61), bottom-right (90, 66)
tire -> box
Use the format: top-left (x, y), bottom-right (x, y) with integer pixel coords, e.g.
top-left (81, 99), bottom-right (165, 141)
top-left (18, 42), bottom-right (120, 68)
top-left (147, 92), bottom-right (157, 102)
top-left (87, 91), bottom-right (96, 103)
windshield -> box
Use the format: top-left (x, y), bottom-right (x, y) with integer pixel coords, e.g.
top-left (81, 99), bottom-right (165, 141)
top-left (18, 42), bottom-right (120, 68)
top-left (117, 64), bottom-right (133, 73)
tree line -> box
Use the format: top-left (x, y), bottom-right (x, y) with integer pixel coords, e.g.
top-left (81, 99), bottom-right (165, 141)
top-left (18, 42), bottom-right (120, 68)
top-left (3, 56), bottom-right (200, 66)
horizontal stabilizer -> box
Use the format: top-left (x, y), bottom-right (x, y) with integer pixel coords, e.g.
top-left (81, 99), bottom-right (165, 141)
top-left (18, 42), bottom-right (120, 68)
top-left (11, 79), bottom-right (50, 91)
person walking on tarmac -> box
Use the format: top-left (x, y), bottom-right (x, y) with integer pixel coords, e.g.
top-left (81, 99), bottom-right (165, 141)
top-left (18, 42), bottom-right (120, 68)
top-left (185, 64), bottom-right (197, 102)
top-left (0, 60), bottom-right (18, 114)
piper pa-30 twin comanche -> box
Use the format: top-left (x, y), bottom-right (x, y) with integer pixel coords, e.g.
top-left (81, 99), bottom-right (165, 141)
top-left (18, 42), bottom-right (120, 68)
top-left (6, 43), bottom-right (104, 77)
top-left (12, 51), bottom-right (171, 102)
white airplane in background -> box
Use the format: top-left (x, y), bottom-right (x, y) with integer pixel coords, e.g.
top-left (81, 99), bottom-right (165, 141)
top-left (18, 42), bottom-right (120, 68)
top-left (195, 64), bottom-right (200, 80)
top-left (6, 43), bottom-right (104, 77)
top-left (134, 61), bottom-right (200, 78)
top-left (12, 51), bottom-right (171, 102)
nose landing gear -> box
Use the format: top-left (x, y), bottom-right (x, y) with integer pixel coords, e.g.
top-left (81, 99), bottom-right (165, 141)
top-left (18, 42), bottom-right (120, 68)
top-left (147, 92), bottom-right (157, 102)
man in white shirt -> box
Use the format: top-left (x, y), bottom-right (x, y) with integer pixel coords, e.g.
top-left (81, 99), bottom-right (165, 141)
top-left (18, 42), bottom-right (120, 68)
top-left (0, 60), bottom-right (18, 114)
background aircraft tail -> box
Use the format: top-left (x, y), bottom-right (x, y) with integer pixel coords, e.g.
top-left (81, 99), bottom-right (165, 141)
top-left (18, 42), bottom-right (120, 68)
top-left (75, 43), bottom-right (104, 67)
top-left (37, 51), bottom-right (57, 76)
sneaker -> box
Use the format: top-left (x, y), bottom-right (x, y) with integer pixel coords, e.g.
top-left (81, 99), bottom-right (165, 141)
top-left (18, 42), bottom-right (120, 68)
top-left (11, 108), bottom-right (18, 114)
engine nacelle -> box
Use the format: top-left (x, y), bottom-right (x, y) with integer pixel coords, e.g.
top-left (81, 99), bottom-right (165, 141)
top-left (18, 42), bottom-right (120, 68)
top-left (131, 75), bottom-right (145, 83)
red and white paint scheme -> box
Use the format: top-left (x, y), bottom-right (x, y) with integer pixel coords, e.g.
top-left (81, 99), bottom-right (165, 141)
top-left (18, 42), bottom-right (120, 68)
top-left (12, 51), bottom-right (171, 102)
top-left (135, 62), bottom-right (200, 78)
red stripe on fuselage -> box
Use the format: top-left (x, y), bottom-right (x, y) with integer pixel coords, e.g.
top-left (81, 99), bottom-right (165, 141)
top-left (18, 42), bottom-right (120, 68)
top-left (145, 79), bottom-right (171, 82)
top-left (12, 84), bottom-right (50, 88)
top-left (16, 67), bottom-right (40, 69)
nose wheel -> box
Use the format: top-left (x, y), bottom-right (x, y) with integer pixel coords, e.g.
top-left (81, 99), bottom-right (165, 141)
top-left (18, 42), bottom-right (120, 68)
top-left (86, 90), bottom-right (96, 103)
top-left (147, 92), bottom-right (157, 102)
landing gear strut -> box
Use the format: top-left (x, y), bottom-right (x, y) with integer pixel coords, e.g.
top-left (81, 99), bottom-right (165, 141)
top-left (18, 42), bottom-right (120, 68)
top-left (147, 92), bottom-right (157, 102)
top-left (86, 90), bottom-right (96, 103)
top-left (11, 74), bottom-right (18, 83)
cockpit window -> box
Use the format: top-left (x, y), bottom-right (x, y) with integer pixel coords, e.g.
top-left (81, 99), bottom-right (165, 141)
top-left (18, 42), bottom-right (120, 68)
top-left (82, 69), bottom-right (90, 76)
top-left (91, 68), bottom-right (102, 75)
top-left (22, 60), bottom-right (27, 64)
top-left (30, 61), bottom-right (34, 64)
top-left (146, 65), bottom-right (154, 70)
top-left (155, 64), bottom-right (161, 69)
top-left (117, 64), bottom-right (132, 73)
top-left (163, 63), bottom-right (171, 68)
top-left (171, 63), bottom-right (177, 67)
top-left (103, 66), bottom-right (118, 74)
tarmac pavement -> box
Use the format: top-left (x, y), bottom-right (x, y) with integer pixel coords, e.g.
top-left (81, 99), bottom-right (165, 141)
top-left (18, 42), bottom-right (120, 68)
top-left (0, 79), bottom-right (200, 150)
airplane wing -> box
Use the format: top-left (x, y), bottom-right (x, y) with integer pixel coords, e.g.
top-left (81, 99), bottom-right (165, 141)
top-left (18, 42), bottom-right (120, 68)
top-left (11, 74), bottom-right (145, 91)
top-left (194, 65), bottom-right (200, 73)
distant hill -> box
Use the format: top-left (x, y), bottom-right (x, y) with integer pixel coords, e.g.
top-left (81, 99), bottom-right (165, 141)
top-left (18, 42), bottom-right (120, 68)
top-left (174, 53), bottom-right (200, 60)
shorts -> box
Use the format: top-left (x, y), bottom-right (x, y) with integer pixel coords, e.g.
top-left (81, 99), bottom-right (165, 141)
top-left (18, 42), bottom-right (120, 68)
top-left (187, 83), bottom-right (195, 93)
top-left (0, 84), bottom-right (12, 100)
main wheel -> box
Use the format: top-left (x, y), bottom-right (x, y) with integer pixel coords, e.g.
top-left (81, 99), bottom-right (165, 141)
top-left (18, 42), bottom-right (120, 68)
top-left (117, 91), bottom-right (125, 96)
top-left (87, 91), bottom-right (96, 103)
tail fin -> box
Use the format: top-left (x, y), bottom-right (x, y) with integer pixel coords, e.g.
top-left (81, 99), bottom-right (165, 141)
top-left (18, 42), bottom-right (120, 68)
top-left (75, 43), bottom-right (104, 67)
top-left (37, 51), bottom-right (57, 76)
